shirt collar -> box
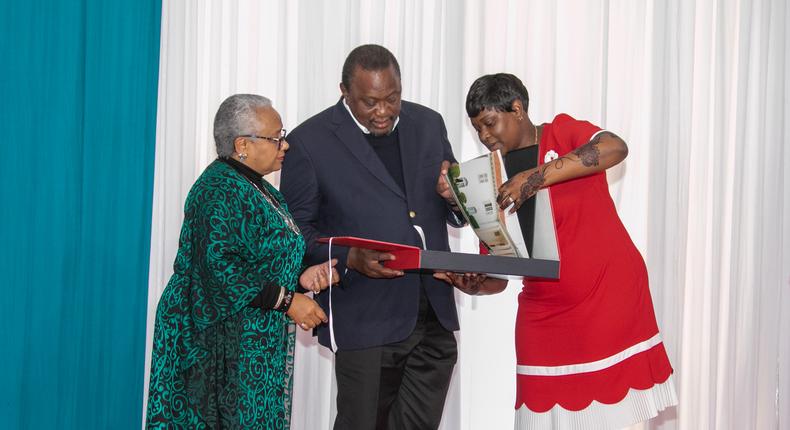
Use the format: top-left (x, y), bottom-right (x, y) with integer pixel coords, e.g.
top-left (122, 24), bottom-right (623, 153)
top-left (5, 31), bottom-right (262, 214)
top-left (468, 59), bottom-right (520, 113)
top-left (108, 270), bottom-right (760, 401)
top-left (342, 98), bottom-right (400, 135)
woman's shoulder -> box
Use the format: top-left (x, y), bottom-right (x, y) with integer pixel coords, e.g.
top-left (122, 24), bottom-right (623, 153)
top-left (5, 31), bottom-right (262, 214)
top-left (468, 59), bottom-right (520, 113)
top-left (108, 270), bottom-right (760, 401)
top-left (545, 113), bottom-right (602, 148)
top-left (548, 113), bottom-right (582, 127)
top-left (197, 159), bottom-right (233, 179)
top-left (186, 160), bottom-right (246, 207)
top-left (194, 160), bottom-right (245, 187)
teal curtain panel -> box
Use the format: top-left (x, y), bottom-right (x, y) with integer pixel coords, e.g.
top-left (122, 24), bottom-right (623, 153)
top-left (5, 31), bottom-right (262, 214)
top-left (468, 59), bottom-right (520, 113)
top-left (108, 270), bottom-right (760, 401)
top-left (0, 0), bottom-right (162, 427)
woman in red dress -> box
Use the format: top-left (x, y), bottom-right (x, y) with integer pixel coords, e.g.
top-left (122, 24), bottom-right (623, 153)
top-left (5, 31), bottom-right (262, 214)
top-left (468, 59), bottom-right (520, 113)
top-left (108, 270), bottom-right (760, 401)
top-left (436, 73), bottom-right (677, 429)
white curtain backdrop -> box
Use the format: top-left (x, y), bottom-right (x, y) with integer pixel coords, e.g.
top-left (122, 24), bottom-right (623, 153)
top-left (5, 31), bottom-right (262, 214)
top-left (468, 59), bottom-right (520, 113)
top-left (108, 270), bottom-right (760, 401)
top-left (144, 1), bottom-right (790, 429)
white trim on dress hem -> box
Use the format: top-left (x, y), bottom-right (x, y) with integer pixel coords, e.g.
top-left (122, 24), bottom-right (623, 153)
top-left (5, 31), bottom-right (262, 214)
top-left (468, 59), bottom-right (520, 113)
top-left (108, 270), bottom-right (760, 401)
top-left (516, 334), bottom-right (662, 376)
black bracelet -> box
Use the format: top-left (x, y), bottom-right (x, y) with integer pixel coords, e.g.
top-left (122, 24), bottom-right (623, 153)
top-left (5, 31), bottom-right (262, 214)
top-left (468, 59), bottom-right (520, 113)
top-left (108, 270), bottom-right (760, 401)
top-left (278, 289), bottom-right (295, 313)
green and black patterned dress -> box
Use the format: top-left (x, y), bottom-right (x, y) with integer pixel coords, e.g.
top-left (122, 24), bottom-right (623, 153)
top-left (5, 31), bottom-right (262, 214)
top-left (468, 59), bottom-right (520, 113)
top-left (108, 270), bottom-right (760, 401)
top-left (146, 160), bottom-right (305, 429)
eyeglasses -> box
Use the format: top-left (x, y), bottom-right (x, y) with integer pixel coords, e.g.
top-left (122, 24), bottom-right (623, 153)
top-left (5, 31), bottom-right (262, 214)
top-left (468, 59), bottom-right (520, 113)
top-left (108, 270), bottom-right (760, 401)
top-left (239, 129), bottom-right (288, 150)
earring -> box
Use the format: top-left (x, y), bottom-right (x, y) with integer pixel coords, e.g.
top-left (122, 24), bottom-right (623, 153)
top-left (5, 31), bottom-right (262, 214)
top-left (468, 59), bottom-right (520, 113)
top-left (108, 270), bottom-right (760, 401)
top-left (238, 152), bottom-right (247, 161)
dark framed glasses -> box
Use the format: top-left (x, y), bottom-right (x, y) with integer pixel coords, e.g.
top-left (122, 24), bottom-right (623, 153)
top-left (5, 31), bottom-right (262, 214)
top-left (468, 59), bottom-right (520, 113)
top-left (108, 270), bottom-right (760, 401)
top-left (239, 129), bottom-right (288, 150)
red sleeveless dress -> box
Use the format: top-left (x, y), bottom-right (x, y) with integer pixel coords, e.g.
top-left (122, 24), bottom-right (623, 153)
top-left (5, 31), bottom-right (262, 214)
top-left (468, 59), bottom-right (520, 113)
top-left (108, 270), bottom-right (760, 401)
top-left (508, 114), bottom-right (677, 429)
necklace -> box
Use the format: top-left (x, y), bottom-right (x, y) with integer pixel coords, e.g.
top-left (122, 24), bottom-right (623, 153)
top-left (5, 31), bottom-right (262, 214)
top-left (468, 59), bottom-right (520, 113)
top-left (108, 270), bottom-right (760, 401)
top-left (533, 122), bottom-right (538, 147)
top-left (242, 176), bottom-right (301, 235)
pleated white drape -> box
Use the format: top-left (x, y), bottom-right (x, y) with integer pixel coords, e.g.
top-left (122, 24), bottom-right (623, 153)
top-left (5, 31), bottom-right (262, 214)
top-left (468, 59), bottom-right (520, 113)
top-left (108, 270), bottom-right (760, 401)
top-left (144, 1), bottom-right (790, 429)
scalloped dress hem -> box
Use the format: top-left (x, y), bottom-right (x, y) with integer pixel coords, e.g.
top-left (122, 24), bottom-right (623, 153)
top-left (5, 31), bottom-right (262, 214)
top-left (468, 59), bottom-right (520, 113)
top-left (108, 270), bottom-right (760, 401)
top-left (514, 374), bottom-right (677, 430)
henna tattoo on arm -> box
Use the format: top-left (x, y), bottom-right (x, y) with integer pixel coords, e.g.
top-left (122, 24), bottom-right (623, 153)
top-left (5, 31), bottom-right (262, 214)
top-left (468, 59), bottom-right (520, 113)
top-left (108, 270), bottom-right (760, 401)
top-left (572, 131), bottom-right (620, 167)
top-left (500, 132), bottom-right (621, 207)
top-left (518, 170), bottom-right (546, 202)
top-left (573, 138), bottom-right (601, 167)
top-left (553, 157), bottom-right (565, 170)
top-left (500, 132), bottom-right (623, 203)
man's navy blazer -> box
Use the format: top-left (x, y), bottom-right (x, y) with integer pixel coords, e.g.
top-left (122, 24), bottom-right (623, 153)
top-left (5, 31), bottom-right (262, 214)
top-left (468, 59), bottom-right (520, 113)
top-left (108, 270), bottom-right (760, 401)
top-left (280, 99), bottom-right (462, 351)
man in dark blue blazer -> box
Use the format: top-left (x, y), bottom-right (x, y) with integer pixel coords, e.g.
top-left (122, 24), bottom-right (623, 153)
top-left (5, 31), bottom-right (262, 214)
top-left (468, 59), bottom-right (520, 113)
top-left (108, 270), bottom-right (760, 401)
top-left (280, 45), bottom-right (465, 429)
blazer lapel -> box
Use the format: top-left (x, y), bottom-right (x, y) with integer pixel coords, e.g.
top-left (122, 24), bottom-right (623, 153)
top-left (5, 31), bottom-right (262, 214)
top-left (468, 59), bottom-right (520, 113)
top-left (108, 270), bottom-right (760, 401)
top-left (331, 100), bottom-right (406, 199)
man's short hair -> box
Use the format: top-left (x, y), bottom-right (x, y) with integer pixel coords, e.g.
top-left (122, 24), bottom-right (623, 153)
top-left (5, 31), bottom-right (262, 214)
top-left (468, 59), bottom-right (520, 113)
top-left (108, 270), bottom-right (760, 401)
top-left (465, 73), bottom-right (530, 117)
top-left (341, 44), bottom-right (401, 89)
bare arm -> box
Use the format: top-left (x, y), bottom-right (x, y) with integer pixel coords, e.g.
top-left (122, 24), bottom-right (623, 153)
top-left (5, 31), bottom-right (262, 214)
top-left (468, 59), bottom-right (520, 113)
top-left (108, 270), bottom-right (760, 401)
top-left (497, 131), bottom-right (628, 212)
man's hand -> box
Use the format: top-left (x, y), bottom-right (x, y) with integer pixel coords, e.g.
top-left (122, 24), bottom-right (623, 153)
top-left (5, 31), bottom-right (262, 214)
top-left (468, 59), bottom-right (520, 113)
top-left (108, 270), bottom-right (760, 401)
top-left (436, 160), bottom-right (460, 209)
top-left (346, 247), bottom-right (404, 278)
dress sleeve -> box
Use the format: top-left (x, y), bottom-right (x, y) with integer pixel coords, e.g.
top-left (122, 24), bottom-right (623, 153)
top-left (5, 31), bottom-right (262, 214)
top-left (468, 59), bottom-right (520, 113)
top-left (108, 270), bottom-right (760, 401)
top-left (248, 284), bottom-right (281, 309)
top-left (552, 113), bottom-right (603, 151)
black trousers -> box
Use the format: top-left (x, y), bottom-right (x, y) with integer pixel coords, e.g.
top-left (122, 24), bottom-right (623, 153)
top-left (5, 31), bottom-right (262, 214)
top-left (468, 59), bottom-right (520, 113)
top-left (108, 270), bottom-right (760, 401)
top-left (333, 292), bottom-right (458, 430)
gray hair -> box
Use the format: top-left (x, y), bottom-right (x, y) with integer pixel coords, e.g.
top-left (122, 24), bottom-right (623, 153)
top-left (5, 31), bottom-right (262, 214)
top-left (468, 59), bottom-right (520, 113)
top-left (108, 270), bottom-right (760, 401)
top-left (213, 94), bottom-right (273, 157)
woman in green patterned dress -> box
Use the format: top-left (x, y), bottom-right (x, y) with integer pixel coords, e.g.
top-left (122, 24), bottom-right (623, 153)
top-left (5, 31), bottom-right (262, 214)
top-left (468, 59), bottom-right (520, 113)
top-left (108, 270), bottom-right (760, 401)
top-left (146, 94), bottom-right (338, 429)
